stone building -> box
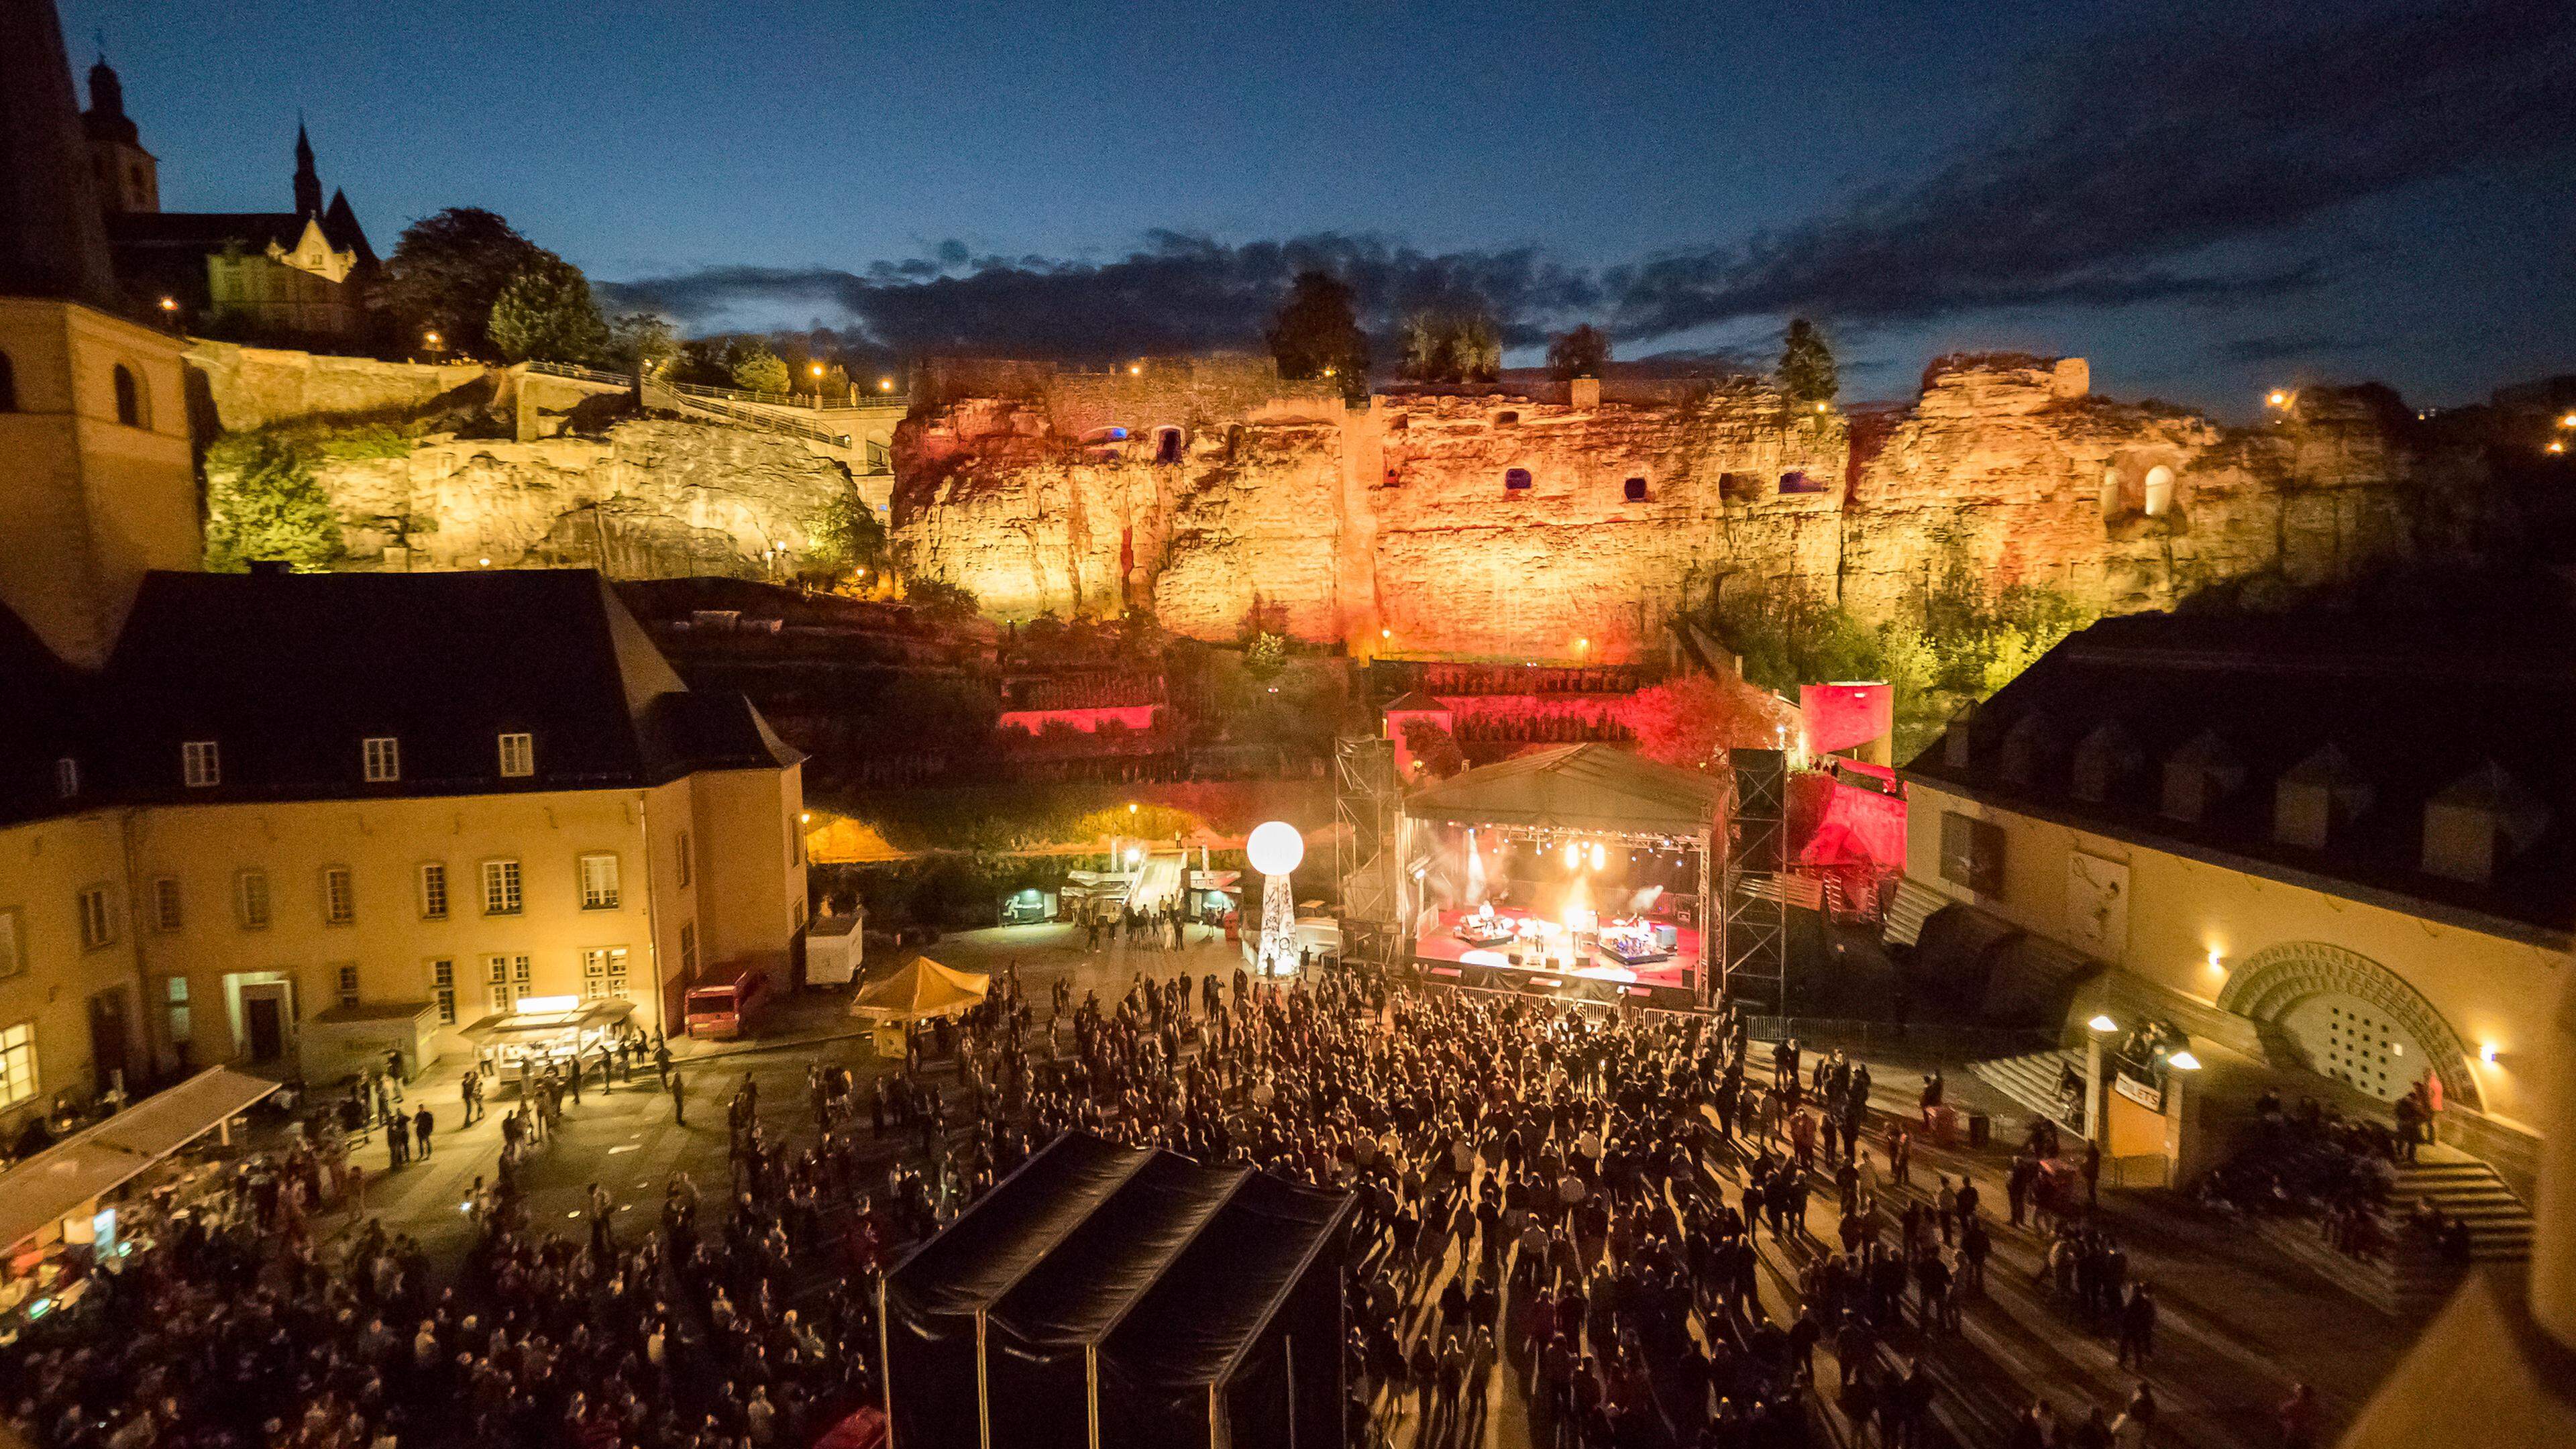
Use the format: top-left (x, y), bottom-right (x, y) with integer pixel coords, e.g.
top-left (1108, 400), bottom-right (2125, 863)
top-left (1895, 609), bottom-right (2563, 1205)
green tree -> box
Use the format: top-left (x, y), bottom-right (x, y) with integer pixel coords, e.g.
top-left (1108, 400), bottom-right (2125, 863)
top-left (1778, 317), bottom-right (1839, 404)
top-left (729, 341), bottom-right (792, 395)
top-left (804, 488), bottom-right (890, 582)
top-left (1267, 270), bottom-right (1371, 398)
top-left (1401, 309), bottom-right (1503, 383)
top-left (203, 431), bottom-right (346, 573)
top-left (1243, 631), bottom-right (1287, 680)
top-left (1546, 324), bottom-right (1610, 380)
top-left (375, 207), bottom-right (547, 359)
top-left (486, 254), bottom-right (608, 364)
top-left (902, 576), bottom-right (981, 621)
top-left (604, 313), bottom-right (679, 376)
top-left (1455, 311), bottom-right (1501, 382)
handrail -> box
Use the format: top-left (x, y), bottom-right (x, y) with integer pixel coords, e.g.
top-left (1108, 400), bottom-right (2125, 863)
top-left (641, 379), bottom-right (853, 449)
top-left (522, 360), bottom-right (635, 388)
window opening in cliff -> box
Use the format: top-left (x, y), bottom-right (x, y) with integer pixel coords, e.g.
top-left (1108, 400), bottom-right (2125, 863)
top-left (1779, 470), bottom-right (1828, 495)
top-left (1226, 423), bottom-right (1245, 460)
top-left (1155, 427), bottom-right (1183, 464)
top-left (1496, 412), bottom-right (1519, 427)
top-left (1383, 464), bottom-right (1404, 488)
top-left (1386, 415), bottom-right (1408, 431)
top-left (2099, 468), bottom-right (2122, 519)
top-left (0, 352), bottom-right (15, 411)
top-left (2142, 465), bottom-right (2175, 517)
top-left (1504, 468), bottom-right (1532, 491)
top-left (1624, 476), bottom-right (1649, 502)
top-left (1721, 472), bottom-right (1762, 503)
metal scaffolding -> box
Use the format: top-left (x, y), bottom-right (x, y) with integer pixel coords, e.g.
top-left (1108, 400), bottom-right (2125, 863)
top-left (1334, 735), bottom-right (1403, 971)
top-left (1720, 747), bottom-right (1789, 1012)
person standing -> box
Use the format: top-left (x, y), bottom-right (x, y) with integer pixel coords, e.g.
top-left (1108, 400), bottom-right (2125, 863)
top-left (667, 1067), bottom-right (688, 1126)
top-left (413, 1103), bottom-right (434, 1159)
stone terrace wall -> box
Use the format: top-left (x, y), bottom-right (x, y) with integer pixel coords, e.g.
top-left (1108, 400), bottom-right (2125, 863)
top-left (186, 339), bottom-right (490, 433)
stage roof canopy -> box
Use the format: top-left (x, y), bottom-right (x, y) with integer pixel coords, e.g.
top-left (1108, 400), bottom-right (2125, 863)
top-left (1407, 743), bottom-right (1725, 837)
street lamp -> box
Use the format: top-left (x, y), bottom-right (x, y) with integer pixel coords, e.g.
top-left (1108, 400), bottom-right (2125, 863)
top-left (1246, 820), bottom-right (1303, 977)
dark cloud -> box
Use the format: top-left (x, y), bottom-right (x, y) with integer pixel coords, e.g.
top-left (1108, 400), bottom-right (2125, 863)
top-left (2214, 333), bottom-right (2365, 366)
top-left (1609, 1), bottom-right (2576, 337)
top-left (601, 3), bottom-right (2573, 360)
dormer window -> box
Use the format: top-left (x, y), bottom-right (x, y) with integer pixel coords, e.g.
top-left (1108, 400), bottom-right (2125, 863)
top-left (2070, 722), bottom-right (2141, 804)
top-left (1941, 703), bottom-right (1977, 769)
top-left (2160, 731), bottom-right (2243, 822)
top-left (362, 736), bottom-right (401, 784)
top-left (2422, 761), bottom-right (2549, 885)
top-left (2274, 743), bottom-right (2374, 850)
top-left (1999, 714), bottom-right (2059, 790)
top-left (54, 757), bottom-right (77, 799)
top-left (498, 733), bottom-right (535, 777)
top-left (182, 740), bottom-right (220, 788)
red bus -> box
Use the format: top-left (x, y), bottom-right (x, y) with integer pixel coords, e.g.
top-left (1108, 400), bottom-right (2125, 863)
top-left (684, 960), bottom-right (770, 1040)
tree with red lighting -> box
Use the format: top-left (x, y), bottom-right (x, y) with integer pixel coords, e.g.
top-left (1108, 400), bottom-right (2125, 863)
top-left (1620, 673), bottom-right (1789, 773)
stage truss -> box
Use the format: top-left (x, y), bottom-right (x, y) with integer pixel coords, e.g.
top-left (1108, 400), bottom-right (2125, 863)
top-left (1721, 747), bottom-right (1789, 1011)
top-left (1334, 735), bottom-right (1402, 971)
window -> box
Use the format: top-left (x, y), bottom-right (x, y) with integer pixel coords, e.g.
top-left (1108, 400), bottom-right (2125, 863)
top-left (0, 909), bottom-right (21, 980)
top-left (482, 859), bottom-right (522, 916)
top-left (112, 364), bottom-right (144, 427)
top-left (0, 1024), bottom-right (36, 1110)
top-left (54, 757), bottom-right (77, 798)
top-left (235, 869), bottom-right (271, 929)
top-left (321, 866), bottom-right (355, 926)
top-left (419, 861), bottom-right (449, 920)
top-left (1155, 427), bottom-right (1183, 464)
top-left (151, 877), bottom-right (183, 933)
top-left (582, 947), bottom-right (631, 1001)
top-left (486, 954), bottom-right (532, 1011)
top-left (676, 830), bottom-right (692, 888)
top-left (498, 733), bottom-right (535, 777)
top-left (1624, 476), bottom-right (1649, 502)
top-left (77, 886), bottom-right (115, 951)
top-left (578, 853), bottom-right (622, 910)
top-left (428, 959), bottom-right (457, 1025)
top-left (165, 977), bottom-right (192, 1044)
top-left (1495, 412), bottom-right (1519, 426)
top-left (1504, 468), bottom-right (1532, 491)
top-left (1779, 470), bottom-right (1830, 495)
top-left (363, 736), bottom-right (400, 783)
top-left (182, 740), bottom-right (220, 788)
top-left (2142, 465), bottom-right (2176, 517)
top-left (0, 351), bottom-right (15, 411)
top-left (1938, 811), bottom-right (2006, 896)
top-left (335, 963), bottom-right (360, 1008)
top-left (679, 921), bottom-right (698, 979)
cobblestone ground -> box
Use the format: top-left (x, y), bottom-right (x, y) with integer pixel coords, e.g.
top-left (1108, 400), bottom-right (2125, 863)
top-left (338, 923), bottom-right (2410, 1449)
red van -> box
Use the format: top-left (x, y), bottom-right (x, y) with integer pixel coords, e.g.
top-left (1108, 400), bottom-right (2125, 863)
top-left (684, 961), bottom-right (770, 1040)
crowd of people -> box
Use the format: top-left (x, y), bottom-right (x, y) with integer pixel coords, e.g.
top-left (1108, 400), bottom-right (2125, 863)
top-left (4, 954), bottom-right (2324, 1449)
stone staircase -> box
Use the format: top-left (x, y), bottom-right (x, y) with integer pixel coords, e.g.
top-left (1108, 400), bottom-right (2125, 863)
top-left (1968, 1046), bottom-right (2086, 1135)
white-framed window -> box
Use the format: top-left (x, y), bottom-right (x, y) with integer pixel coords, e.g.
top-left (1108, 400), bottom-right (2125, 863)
top-left (235, 869), bottom-right (271, 929)
top-left (498, 733), bottom-right (535, 778)
top-left (427, 959), bottom-right (456, 1025)
top-left (182, 740), bottom-right (220, 788)
top-left (481, 859), bottom-right (522, 916)
top-left (54, 757), bottom-right (77, 798)
top-left (578, 853), bottom-right (621, 910)
top-left (151, 876), bottom-right (183, 933)
top-left (486, 953), bottom-right (531, 1010)
top-left (581, 947), bottom-right (630, 1001)
top-left (0, 908), bottom-right (21, 980)
top-left (418, 862), bottom-right (449, 920)
top-left (0, 1023), bottom-right (36, 1110)
top-left (321, 866), bottom-right (355, 925)
top-left (679, 921), bottom-right (698, 978)
top-left (335, 963), bottom-right (360, 1008)
top-left (77, 885), bottom-right (115, 951)
top-left (676, 830), bottom-right (692, 888)
top-left (362, 736), bottom-right (401, 783)
top-left (164, 977), bottom-right (191, 1044)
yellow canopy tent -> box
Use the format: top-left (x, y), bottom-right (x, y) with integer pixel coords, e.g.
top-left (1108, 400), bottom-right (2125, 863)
top-left (847, 956), bottom-right (989, 1022)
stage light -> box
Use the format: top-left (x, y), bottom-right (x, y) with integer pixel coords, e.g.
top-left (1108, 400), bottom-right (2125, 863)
top-left (1589, 842), bottom-right (1606, 870)
top-left (1562, 841), bottom-right (1579, 868)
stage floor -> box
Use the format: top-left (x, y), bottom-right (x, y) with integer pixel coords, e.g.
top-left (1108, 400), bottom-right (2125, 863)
top-left (1412, 907), bottom-right (1699, 990)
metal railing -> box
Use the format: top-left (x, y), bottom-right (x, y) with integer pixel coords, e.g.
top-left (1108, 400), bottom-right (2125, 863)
top-left (671, 378), bottom-right (908, 411)
top-left (641, 379), bottom-right (853, 449)
top-left (521, 360), bottom-right (637, 388)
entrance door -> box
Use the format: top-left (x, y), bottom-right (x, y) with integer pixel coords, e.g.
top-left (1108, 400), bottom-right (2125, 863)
top-left (88, 987), bottom-right (131, 1095)
top-left (245, 995), bottom-right (285, 1062)
top-left (2281, 993), bottom-right (2426, 1104)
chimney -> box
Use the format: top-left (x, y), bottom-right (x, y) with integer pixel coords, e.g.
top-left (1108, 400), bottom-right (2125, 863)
top-left (2422, 761), bottom-right (2548, 885)
top-left (1568, 376), bottom-right (1601, 410)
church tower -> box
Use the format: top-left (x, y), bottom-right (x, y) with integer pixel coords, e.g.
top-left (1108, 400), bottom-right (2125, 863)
top-left (83, 52), bottom-right (160, 214)
top-left (0, 0), bottom-right (203, 669)
top-left (293, 119), bottom-right (322, 217)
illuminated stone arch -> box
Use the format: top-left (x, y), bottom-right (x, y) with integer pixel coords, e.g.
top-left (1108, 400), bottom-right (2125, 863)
top-left (2215, 940), bottom-right (2483, 1112)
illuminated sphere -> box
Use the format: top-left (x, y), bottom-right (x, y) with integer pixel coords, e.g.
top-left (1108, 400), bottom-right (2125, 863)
top-left (1246, 820), bottom-right (1305, 877)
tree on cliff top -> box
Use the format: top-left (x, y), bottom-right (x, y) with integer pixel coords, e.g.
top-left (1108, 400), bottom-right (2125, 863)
top-left (606, 313), bottom-right (679, 376)
top-left (1267, 271), bottom-right (1371, 398)
top-left (729, 341), bottom-right (793, 396)
top-left (203, 431), bottom-right (346, 574)
top-left (1778, 317), bottom-right (1838, 404)
top-left (1547, 325), bottom-right (1610, 380)
top-left (1401, 309), bottom-right (1502, 384)
top-left (377, 207), bottom-right (547, 360)
top-left (487, 254), bottom-right (609, 364)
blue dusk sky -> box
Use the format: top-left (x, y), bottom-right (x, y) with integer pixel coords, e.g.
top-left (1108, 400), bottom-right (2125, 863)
top-left (62, 0), bottom-right (2576, 412)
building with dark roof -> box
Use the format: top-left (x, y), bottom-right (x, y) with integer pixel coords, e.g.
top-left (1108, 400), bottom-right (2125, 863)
top-left (1895, 607), bottom-right (2565, 1197)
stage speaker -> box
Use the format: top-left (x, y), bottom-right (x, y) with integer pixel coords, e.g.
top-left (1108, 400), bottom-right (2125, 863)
top-left (1642, 982), bottom-right (1699, 1013)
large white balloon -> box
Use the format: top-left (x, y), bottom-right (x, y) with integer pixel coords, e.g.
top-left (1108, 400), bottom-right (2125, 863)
top-left (1246, 820), bottom-right (1305, 877)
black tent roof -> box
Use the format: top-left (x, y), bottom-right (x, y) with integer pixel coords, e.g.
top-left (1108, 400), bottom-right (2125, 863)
top-left (1099, 1170), bottom-right (1353, 1389)
top-left (886, 1133), bottom-right (1150, 1322)
top-left (989, 1152), bottom-right (1250, 1350)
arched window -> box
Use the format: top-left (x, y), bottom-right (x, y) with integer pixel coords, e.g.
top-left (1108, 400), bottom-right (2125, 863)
top-left (2142, 465), bottom-right (2175, 517)
top-left (1503, 468), bottom-right (1533, 491)
top-left (1155, 427), bottom-right (1183, 464)
top-left (0, 351), bottom-right (15, 411)
top-left (112, 364), bottom-right (145, 428)
top-left (2099, 468), bottom-right (2121, 519)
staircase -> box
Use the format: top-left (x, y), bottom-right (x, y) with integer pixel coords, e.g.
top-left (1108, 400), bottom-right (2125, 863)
top-left (2249, 1145), bottom-right (2530, 1318)
top-left (2390, 1150), bottom-right (2532, 1261)
top-left (1882, 876), bottom-right (1947, 947)
top-left (1968, 1046), bottom-right (2086, 1134)
top-left (1127, 851), bottom-right (1187, 913)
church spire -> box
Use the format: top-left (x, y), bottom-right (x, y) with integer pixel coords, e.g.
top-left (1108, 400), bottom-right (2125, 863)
top-left (292, 113), bottom-right (321, 217)
top-left (0, 0), bottom-right (123, 307)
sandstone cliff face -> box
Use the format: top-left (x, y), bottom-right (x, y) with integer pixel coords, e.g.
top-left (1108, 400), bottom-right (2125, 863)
top-left (892, 356), bottom-right (2507, 660)
top-left (255, 418), bottom-right (859, 578)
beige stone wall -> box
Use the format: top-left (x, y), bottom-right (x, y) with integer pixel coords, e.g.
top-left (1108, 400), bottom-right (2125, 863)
top-left (186, 339), bottom-right (485, 433)
top-left (0, 814), bottom-right (146, 1134)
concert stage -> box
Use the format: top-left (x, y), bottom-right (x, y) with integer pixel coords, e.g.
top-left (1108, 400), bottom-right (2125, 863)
top-left (1413, 906), bottom-right (1699, 993)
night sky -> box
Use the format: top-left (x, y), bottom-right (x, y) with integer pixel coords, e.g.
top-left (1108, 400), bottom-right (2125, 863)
top-left (62, 0), bottom-right (2576, 413)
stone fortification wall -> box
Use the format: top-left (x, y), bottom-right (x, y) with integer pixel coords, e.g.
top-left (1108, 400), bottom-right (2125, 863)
top-left (895, 354), bottom-right (2511, 660)
top-left (186, 339), bottom-right (490, 433)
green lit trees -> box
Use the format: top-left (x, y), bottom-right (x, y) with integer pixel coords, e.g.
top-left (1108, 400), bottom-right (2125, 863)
top-left (1401, 309), bottom-right (1502, 384)
top-left (376, 207), bottom-right (547, 360)
top-left (1778, 317), bottom-right (1839, 405)
top-left (486, 254), bottom-right (608, 364)
top-left (203, 431), bottom-right (346, 573)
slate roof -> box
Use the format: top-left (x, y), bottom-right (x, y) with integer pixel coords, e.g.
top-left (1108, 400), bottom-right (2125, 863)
top-left (1897, 608), bottom-right (2576, 943)
top-left (9, 568), bottom-right (798, 812)
top-left (0, 603), bottom-right (87, 826)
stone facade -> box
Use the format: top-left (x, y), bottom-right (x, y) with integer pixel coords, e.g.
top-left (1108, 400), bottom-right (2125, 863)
top-left (893, 353), bottom-right (2512, 659)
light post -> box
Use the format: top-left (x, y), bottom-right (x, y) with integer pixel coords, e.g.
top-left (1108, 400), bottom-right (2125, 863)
top-left (1246, 820), bottom-right (1303, 978)
top-left (2084, 1012), bottom-right (2117, 1142)
top-left (809, 362), bottom-right (825, 409)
